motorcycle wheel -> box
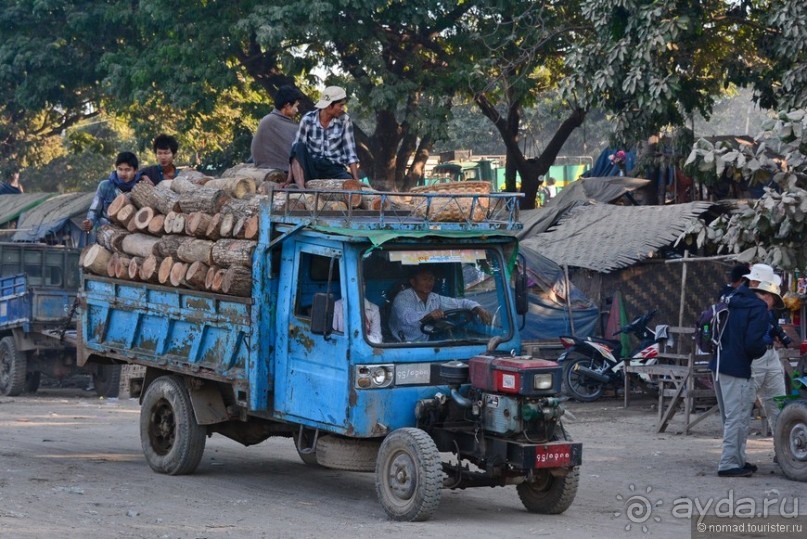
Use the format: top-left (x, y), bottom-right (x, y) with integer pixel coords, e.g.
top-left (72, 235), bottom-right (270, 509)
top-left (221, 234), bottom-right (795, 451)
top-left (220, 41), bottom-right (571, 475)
top-left (562, 353), bottom-right (606, 402)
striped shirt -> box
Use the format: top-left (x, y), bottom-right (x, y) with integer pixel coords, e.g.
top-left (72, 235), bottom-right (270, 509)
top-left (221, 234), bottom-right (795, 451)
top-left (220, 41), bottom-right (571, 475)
top-left (293, 110), bottom-right (359, 166)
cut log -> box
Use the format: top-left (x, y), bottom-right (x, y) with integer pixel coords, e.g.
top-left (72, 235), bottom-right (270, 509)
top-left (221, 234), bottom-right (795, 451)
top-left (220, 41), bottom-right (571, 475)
top-left (153, 235), bottom-right (189, 258)
top-left (126, 217), bottom-right (139, 233)
top-left (155, 179), bottom-right (173, 191)
top-left (205, 265), bottom-right (220, 290)
top-left (107, 194), bottom-right (130, 223)
top-left (158, 257), bottom-right (175, 285)
top-left (175, 169), bottom-right (212, 184)
top-left (169, 262), bottom-right (189, 288)
top-left (130, 181), bottom-right (181, 215)
top-left (81, 245), bottom-right (112, 276)
top-left (96, 224), bottom-right (128, 253)
top-left (205, 213), bottom-right (222, 241)
top-left (114, 203), bottom-right (137, 228)
top-left (257, 180), bottom-right (283, 195)
top-left (305, 178), bottom-right (363, 207)
top-left (315, 200), bottom-right (349, 212)
top-left (222, 266), bottom-right (252, 297)
top-left (79, 245), bottom-right (90, 268)
top-left (272, 192), bottom-right (309, 211)
top-left (106, 253), bottom-right (119, 278)
top-left (114, 256), bottom-right (131, 280)
top-left (147, 214), bottom-right (166, 236)
top-left (163, 211), bottom-right (186, 235)
top-left (219, 213), bottom-right (235, 238)
top-left (221, 164), bottom-right (284, 183)
top-left (232, 216), bottom-right (246, 239)
top-left (178, 187), bottom-right (230, 214)
top-left (203, 177), bottom-right (256, 199)
top-left (133, 207), bottom-right (156, 231)
top-left (211, 268), bottom-right (227, 292)
top-left (185, 212), bottom-right (212, 238)
top-left (170, 177), bottom-right (201, 194)
top-left (185, 261), bottom-right (209, 289)
top-left (176, 239), bottom-right (214, 265)
top-left (128, 257), bottom-right (144, 281)
top-left (140, 255), bottom-right (162, 283)
top-left (212, 239), bottom-right (256, 268)
top-left (221, 197), bottom-right (261, 217)
top-left (244, 215), bottom-right (259, 240)
top-left (121, 233), bottom-right (161, 259)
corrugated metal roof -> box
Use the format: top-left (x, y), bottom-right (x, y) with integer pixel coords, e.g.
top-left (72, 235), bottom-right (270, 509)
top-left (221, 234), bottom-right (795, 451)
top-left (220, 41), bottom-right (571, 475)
top-left (12, 192), bottom-right (94, 242)
top-left (0, 193), bottom-right (55, 226)
top-left (520, 201), bottom-right (714, 273)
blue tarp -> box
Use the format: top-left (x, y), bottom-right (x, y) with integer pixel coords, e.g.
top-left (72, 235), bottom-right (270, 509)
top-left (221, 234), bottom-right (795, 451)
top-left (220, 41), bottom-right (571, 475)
top-left (582, 148), bottom-right (637, 178)
top-left (519, 245), bottom-right (599, 340)
top-left (12, 192), bottom-right (94, 245)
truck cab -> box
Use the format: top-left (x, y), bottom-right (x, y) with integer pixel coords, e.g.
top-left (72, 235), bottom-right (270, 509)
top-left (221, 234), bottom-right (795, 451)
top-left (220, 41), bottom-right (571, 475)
top-left (79, 188), bottom-right (580, 521)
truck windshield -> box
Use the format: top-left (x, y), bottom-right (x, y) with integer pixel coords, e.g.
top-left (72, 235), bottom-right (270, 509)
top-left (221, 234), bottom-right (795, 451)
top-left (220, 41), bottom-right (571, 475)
top-left (361, 247), bottom-right (512, 346)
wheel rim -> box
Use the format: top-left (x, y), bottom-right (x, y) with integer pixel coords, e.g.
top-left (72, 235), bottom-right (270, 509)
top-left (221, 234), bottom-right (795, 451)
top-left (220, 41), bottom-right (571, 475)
top-left (789, 423), bottom-right (807, 461)
top-left (568, 358), bottom-right (603, 398)
top-left (383, 450), bottom-right (418, 507)
top-left (149, 398), bottom-right (176, 456)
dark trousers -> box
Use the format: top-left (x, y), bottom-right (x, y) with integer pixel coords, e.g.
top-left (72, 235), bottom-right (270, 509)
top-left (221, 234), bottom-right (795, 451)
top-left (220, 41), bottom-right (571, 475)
top-left (290, 142), bottom-right (351, 182)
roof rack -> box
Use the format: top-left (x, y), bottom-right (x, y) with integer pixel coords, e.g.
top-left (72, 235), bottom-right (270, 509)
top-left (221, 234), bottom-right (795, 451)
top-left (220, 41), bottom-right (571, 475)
top-left (266, 188), bottom-right (523, 231)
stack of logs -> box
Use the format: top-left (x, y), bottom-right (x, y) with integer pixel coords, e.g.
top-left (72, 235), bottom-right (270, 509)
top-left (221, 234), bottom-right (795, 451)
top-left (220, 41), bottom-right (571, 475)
top-left (80, 167), bottom-right (395, 297)
top-left (80, 170), bottom-right (262, 297)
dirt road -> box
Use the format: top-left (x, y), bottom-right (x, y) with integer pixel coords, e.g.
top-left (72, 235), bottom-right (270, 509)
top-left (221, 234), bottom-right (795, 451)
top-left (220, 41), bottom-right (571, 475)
top-left (1, 390), bottom-right (804, 539)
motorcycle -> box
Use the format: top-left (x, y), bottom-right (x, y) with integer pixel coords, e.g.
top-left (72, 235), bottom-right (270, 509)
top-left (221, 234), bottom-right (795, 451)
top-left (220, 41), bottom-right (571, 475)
top-left (558, 309), bottom-right (665, 402)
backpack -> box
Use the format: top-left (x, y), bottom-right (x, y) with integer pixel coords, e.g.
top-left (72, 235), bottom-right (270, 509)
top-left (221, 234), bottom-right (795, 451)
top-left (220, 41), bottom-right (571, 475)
top-left (695, 297), bottom-right (731, 355)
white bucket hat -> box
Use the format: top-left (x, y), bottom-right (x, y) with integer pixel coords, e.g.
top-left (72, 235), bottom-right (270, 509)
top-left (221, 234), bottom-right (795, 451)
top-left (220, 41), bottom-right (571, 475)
top-left (743, 263), bottom-right (782, 286)
top-left (749, 280), bottom-right (785, 309)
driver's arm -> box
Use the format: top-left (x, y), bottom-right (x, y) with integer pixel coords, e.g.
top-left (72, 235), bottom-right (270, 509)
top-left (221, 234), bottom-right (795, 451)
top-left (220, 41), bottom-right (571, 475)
top-left (438, 296), bottom-right (492, 324)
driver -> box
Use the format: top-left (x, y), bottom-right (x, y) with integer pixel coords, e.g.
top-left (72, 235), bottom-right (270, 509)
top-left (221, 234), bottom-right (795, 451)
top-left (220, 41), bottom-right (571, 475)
top-left (389, 267), bottom-right (492, 342)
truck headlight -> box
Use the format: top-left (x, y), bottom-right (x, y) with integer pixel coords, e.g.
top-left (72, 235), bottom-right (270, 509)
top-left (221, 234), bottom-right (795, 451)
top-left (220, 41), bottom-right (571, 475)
top-left (533, 373), bottom-right (554, 390)
top-left (355, 364), bottom-right (394, 389)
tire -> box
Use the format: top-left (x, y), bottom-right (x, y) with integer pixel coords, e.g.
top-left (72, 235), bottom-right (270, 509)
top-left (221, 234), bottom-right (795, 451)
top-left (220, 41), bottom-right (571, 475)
top-left (316, 435), bottom-right (381, 472)
top-left (25, 371), bottom-right (41, 394)
top-left (93, 364), bottom-right (122, 398)
top-left (0, 336), bottom-right (27, 397)
top-left (375, 428), bottom-right (442, 522)
top-left (774, 400), bottom-right (807, 482)
top-left (517, 428), bottom-right (580, 514)
top-left (294, 429), bottom-right (320, 467)
top-left (562, 353), bottom-right (606, 402)
top-left (140, 375), bottom-right (206, 475)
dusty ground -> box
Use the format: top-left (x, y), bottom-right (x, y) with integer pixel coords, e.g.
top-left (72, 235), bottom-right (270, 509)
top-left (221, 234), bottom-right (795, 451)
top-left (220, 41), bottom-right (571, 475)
top-left (0, 389), bottom-right (805, 539)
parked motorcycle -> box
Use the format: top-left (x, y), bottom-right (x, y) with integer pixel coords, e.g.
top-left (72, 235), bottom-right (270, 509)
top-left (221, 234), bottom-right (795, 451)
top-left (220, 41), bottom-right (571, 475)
top-left (558, 310), bottom-right (664, 402)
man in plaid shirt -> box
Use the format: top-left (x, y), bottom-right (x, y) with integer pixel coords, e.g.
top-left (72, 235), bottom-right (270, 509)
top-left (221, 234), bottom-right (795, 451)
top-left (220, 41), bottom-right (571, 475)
top-left (287, 86), bottom-right (361, 187)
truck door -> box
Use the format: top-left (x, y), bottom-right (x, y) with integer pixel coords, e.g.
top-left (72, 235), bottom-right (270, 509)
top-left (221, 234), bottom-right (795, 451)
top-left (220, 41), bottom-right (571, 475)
top-left (274, 243), bottom-right (350, 429)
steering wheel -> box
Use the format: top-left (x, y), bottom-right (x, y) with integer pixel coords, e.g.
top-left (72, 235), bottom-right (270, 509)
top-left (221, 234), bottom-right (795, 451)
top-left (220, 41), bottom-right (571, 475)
top-left (420, 308), bottom-right (477, 336)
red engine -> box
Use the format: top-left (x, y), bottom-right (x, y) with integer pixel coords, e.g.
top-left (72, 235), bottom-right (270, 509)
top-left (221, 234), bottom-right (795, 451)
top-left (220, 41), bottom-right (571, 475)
top-left (468, 354), bottom-right (562, 397)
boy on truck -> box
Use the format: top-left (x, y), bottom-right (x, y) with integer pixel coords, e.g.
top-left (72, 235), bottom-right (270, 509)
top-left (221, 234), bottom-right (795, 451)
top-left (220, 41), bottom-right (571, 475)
top-left (81, 151), bottom-right (139, 232)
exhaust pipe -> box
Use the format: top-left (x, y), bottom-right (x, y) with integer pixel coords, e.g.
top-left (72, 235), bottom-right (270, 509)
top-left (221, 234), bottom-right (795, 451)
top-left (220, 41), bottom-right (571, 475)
top-left (575, 366), bottom-right (610, 384)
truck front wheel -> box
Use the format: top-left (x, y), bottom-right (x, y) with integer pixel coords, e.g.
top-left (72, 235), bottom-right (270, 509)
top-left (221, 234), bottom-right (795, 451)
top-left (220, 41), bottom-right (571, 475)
top-left (517, 429), bottom-right (579, 514)
top-left (0, 336), bottom-right (27, 397)
top-left (375, 428), bottom-right (442, 522)
top-left (140, 375), bottom-right (206, 475)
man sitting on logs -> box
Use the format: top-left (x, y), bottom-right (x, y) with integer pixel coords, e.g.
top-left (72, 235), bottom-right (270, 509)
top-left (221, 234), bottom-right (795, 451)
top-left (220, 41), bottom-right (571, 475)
top-left (81, 152), bottom-right (140, 232)
top-left (251, 85), bottom-right (305, 183)
top-left (287, 86), bottom-right (361, 188)
top-left (137, 134), bottom-right (179, 186)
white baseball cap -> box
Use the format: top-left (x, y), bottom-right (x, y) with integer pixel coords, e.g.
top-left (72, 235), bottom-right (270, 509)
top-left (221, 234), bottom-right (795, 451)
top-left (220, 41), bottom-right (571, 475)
top-left (314, 86), bottom-right (347, 109)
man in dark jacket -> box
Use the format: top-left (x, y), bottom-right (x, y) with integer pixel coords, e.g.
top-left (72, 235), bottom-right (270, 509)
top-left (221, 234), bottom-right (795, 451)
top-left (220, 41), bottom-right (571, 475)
top-left (710, 282), bottom-right (769, 477)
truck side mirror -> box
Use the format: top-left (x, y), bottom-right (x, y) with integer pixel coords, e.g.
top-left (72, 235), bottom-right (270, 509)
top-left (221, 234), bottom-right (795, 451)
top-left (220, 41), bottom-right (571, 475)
top-left (515, 257), bottom-right (528, 316)
top-left (310, 293), bottom-right (335, 336)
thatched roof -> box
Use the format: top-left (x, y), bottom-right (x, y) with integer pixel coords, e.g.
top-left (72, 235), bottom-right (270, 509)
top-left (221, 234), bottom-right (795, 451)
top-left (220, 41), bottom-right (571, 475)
top-left (520, 201), bottom-right (715, 273)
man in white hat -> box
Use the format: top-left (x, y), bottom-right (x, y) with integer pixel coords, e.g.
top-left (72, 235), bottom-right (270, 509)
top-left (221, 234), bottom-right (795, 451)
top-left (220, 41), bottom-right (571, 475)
top-left (287, 86), bottom-right (361, 188)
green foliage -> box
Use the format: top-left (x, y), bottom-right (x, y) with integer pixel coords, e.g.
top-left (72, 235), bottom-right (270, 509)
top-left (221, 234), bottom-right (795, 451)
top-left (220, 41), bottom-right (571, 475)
top-left (682, 109), bottom-right (807, 268)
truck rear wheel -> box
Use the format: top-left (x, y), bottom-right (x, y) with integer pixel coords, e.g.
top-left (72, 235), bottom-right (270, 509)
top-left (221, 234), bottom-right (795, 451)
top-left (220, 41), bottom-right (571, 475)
top-left (93, 364), bottom-right (122, 398)
top-left (517, 429), bottom-right (579, 514)
top-left (774, 400), bottom-right (807, 482)
top-left (375, 428), bottom-right (442, 522)
top-left (0, 336), bottom-right (26, 397)
top-left (316, 435), bottom-right (380, 472)
top-left (140, 375), bottom-right (206, 475)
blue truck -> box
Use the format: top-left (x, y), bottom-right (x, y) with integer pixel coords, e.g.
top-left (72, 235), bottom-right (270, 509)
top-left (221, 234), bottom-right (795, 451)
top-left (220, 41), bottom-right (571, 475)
top-left (77, 189), bottom-right (581, 521)
top-left (0, 242), bottom-right (120, 397)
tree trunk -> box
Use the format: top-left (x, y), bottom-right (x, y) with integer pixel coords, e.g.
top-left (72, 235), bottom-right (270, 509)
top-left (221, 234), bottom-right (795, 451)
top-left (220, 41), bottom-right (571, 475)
top-left (130, 181), bottom-right (181, 215)
top-left (203, 177), bottom-right (256, 199)
top-left (158, 257), bottom-right (174, 285)
top-left (96, 225), bottom-right (128, 253)
top-left (133, 207), bottom-right (156, 231)
top-left (121, 233), bottom-right (161, 259)
top-left (169, 261), bottom-right (189, 288)
top-left (140, 255), bottom-right (161, 283)
top-left (82, 245), bottom-right (112, 276)
top-left (147, 214), bottom-right (165, 236)
top-left (212, 239), bottom-right (256, 268)
top-left (185, 212), bottom-right (212, 238)
top-left (185, 261), bottom-right (209, 289)
top-left (178, 187), bottom-right (230, 214)
top-left (153, 235), bottom-right (188, 259)
top-left (222, 266), bottom-right (252, 297)
top-left (176, 239), bottom-right (215, 265)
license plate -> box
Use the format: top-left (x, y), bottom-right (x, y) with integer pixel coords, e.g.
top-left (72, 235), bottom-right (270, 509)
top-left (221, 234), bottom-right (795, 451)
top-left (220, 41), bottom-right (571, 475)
top-left (394, 363), bottom-right (432, 385)
top-left (535, 443), bottom-right (574, 468)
